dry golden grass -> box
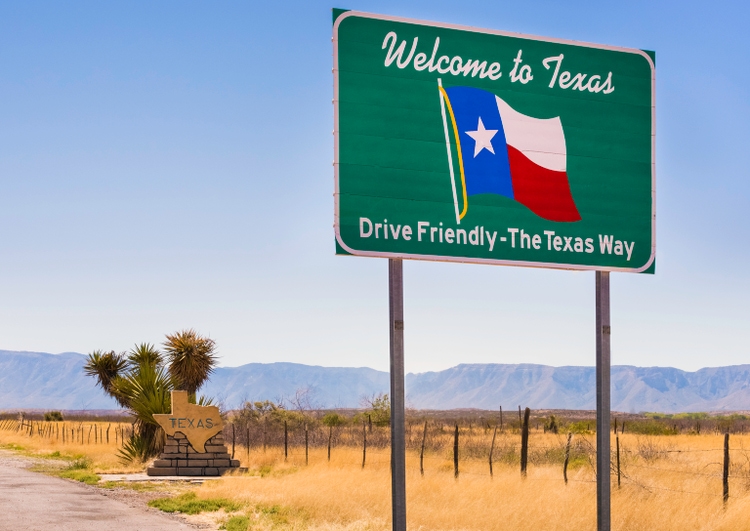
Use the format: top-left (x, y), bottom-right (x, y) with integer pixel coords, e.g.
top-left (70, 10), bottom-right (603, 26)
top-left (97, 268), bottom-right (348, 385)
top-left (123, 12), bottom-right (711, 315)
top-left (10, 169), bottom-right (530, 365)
top-left (199, 433), bottom-right (750, 531)
top-left (4, 420), bottom-right (750, 530)
top-left (0, 420), bottom-right (141, 473)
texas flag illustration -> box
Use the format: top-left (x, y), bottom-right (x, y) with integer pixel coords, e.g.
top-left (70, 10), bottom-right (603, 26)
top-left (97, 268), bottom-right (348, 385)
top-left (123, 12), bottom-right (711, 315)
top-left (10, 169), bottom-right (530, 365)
top-left (440, 85), bottom-right (581, 223)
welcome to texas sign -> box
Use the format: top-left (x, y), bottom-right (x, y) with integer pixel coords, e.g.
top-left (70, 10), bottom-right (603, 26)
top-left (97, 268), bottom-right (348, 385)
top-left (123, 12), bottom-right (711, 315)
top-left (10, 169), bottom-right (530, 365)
top-left (333, 10), bottom-right (655, 272)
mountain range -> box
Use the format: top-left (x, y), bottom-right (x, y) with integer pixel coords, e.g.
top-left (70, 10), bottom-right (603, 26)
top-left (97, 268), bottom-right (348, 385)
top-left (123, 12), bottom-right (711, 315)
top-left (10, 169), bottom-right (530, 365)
top-left (1, 350), bottom-right (750, 413)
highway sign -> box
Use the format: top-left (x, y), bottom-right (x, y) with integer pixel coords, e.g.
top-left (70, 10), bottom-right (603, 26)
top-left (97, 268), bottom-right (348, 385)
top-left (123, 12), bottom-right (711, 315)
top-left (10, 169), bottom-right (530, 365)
top-left (334, 10), bottom-right (655, 272)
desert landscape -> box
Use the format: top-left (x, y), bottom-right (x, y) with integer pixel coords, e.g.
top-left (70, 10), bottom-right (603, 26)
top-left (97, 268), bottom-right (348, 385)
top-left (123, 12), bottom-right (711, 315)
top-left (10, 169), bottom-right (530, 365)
top-left (2, 409), bottom-right (749, 530)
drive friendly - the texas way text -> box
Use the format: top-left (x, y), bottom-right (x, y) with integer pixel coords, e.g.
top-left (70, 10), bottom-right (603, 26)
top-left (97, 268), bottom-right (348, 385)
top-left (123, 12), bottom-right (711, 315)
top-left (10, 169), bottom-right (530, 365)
top-left (358, 217), bottom-right (636, 261)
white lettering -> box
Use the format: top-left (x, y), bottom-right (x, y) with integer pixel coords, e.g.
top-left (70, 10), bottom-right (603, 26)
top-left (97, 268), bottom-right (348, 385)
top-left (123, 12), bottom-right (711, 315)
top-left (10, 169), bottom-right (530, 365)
top-left (359, 218), bottom-right (372, 238)
top-left (469, 226), bottom-right (480, 245)
top-left (624, 241), bottom-right (634, 261)
top-left (402, 226), bottom-right (412, 240)
top-left (486, 231), bottom-right (497, 252)
top-left (417, 221), bottom-right (429, 242)
top-left (509, 50), bottom-right (533, 84)
top-left (508, 228), bottom-right (519, 248)
top-left (542, 54), bottom-right (564, 88)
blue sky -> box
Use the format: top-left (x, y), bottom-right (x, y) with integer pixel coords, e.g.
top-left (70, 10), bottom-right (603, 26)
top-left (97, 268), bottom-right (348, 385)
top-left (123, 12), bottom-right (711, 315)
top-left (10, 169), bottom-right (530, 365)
top-left (0, 1), bottom-right (748, 373)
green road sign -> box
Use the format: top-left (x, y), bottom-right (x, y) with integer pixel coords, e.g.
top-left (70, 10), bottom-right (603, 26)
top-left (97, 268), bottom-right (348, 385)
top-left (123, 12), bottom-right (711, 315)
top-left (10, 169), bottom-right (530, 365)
top-left (333, 11), bottom-right (655, 272)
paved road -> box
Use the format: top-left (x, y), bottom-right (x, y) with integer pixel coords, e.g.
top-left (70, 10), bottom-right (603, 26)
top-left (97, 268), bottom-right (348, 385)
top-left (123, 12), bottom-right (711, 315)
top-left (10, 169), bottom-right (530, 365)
top-left (0, 450), bottom-right (195, 531)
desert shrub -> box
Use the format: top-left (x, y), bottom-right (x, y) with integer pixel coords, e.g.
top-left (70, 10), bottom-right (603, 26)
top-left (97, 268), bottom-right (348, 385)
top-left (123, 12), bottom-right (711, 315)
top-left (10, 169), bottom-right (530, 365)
top-left (148, 492), bottom-right (241, 515)
top-left (322, 412), bottom-right (346, 427)
top-left (220, 516), bottom-right (250, 531)
top-left (43, 411), bottom-right (64, 421)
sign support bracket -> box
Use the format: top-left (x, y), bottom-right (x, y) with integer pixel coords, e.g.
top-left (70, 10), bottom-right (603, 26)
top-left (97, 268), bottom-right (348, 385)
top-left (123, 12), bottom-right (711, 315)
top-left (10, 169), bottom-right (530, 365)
top-left (389, 258), bottom-right (406, 531)
top-left (596, 270), bottom-right (611, 531)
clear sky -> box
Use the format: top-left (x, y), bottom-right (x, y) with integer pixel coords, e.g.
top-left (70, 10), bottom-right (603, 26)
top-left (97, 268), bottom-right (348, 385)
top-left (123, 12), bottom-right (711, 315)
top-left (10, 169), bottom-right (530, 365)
top-left (0, 1), bottom-right (748, 374)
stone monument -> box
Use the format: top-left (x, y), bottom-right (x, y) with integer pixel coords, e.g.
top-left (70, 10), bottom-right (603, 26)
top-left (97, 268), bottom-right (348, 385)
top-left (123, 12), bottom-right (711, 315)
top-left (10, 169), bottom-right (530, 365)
top-left (147, 390), bottom-right (240, 476)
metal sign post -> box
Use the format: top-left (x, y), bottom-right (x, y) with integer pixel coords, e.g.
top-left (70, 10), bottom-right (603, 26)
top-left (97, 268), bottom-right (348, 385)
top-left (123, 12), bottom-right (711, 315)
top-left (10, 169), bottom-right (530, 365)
top-left (388, 258), bottom-right (406, 531)
top-left (595, 271), bottom-right (611, 531)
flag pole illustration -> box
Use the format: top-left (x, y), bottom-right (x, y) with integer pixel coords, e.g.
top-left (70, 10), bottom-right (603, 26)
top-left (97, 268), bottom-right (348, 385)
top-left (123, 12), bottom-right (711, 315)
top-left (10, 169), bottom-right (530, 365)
top-left (438, 80), bottom-right (581, 223)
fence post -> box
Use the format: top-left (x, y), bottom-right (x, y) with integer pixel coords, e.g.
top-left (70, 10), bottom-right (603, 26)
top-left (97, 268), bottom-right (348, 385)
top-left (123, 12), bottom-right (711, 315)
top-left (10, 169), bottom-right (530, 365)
top-left (499, 406), bottom-right (503, 432)
top-left (362, 421), bottom-right (367, 469)
top-left (518, 406), bottom-right (522, 428)
top-left (563, 432), bottom-right (572, 485)
top-left (616, 435), bottom-right (621, 488)
top-left (520, 407), bottom-right (530, 476)
top-left (284, 421), bottom-right (288, 461)
top-left (489, 425), bottom-right (498, 477)
top-left (723, 432), bottom-right (730, 504)
top-left (247, 426), bottom-right (251, 462)
top-left (305, 424), bottom-right (309, 466)
top-left (420, 421), bottom-right (427, 477)
top-left (613, 418), bottom-right (617, 434)
top-left (328, 425), bottom-right (332, 462)
top-left (232, 423), bottom-right (236, 459)
top-left (453, 424), bottom-right (459, 479)
top-left (106, 424), bottom-right (110, 444)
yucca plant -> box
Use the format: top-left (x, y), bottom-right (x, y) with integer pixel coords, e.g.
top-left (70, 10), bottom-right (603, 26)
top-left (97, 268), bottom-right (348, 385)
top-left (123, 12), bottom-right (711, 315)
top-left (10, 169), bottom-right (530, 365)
top-left (83, 350), bottom-right (129, 408)
top-left (127, 343), bottom-right (163, 369)
top-left (84, 332), bottom-right (218, 463)
top-left (163, 329), bottom-right (217, 403)
top-left (111, 362), bottom-right (175, 461)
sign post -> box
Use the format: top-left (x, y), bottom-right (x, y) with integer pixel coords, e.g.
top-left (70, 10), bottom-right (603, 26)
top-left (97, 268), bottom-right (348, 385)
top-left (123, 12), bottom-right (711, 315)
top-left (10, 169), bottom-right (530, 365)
top-left (333, 9), bottom-right (654, 531)
top-left (595, 271), bottom-right (611, 531)
top-left (388, 259), bottom-right (406, 531)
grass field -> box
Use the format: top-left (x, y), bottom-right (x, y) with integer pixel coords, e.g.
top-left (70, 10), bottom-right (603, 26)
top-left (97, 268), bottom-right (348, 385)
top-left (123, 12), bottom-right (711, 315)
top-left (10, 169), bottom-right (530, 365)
top-left (3, 418), bottom-right (750, 530)
top-left (0, 419), bottom-right (141, 473)
top-left (198, 433), bottom-right (750, 531)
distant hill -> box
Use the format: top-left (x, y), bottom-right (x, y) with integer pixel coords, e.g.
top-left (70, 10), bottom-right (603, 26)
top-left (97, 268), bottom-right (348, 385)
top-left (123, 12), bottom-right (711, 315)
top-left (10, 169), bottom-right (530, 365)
top-left (1, 350), bottom-right (750, 413)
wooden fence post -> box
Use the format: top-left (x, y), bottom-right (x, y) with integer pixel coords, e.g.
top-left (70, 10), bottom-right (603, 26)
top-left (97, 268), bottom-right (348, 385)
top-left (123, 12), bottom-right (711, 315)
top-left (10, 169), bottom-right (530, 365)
top-left (247, 426), bottom-right (251, 462)
top-left (305, 424), bottom-right (309, 465)
top-left (420, 421), bottom-right (427, 477)
top-left (106, 424), bottom-right (110, 444)
top-left (362, 421), bottom-right (367, 469)
top-left (723, 432), bottom-right (730, 504)
top-left (284, 421), bottom-right (288, 460)
top-left (453, 424), bottom-right (459, 479)
top-left (489, 425), bottom-right (498, 478)
top-left (520, 407), bottom-right (530, 477)
top-left (499, 406), bottom-right (503, 432)
top-left (518, 406), bottom-right (522, 428)
top-left (232, 423), bottom-right (236, 459)
top-left (616, 434), bottom-right (621, 488)
top-left (563, 432), bottom-right (572, 485)
top-left (328, 425), bottom-right (332, 462)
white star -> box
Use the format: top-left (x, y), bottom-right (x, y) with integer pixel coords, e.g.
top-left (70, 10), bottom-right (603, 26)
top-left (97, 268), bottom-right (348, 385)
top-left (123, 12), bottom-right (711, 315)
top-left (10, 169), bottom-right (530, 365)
top-left (465, 117), bottom-right (498, 157)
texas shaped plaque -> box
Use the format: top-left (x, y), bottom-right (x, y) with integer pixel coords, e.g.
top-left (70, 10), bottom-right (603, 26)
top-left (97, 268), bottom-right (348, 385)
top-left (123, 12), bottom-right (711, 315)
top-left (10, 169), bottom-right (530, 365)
top-left (153, 390), bottom-right (223, 453)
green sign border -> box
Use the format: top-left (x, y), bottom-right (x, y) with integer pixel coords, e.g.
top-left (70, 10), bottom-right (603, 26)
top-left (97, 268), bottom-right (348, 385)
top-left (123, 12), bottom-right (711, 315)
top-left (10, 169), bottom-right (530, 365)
top-left (333, 10), bottom-right (655, 273)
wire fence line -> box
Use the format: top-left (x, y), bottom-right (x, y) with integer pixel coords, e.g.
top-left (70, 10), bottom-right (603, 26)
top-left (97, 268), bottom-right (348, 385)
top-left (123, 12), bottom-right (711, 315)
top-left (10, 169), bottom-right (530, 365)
top-left (0, 418), bottom-right (133, 447)
top-left (218, 415), bottom-right (750, 504)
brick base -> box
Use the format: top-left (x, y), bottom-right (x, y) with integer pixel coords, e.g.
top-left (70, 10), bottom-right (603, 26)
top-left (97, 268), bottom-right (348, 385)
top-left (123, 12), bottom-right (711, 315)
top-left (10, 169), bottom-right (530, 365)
top-left (147, 433), bottom-right (240, 476)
